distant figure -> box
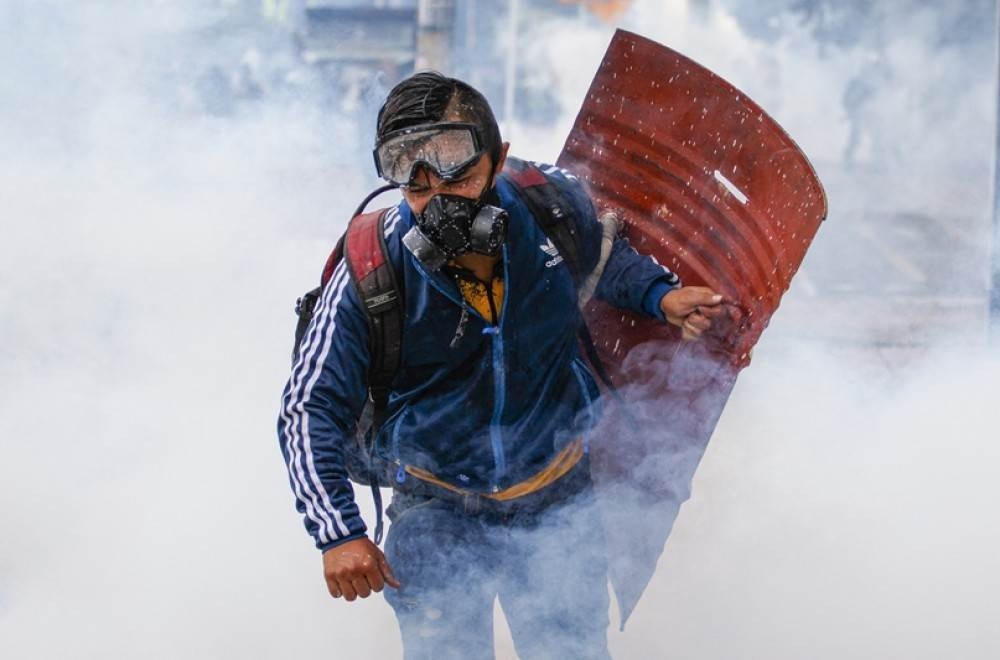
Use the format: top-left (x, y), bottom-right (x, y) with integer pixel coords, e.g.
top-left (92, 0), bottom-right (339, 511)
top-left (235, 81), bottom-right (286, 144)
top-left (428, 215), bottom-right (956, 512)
top-left (232, 48), bottom-right (266, 102)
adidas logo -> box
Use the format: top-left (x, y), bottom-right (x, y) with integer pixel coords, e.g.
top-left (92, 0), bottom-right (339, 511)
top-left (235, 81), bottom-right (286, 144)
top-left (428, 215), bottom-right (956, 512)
top-left (540, 238), bottom-right (563, 268)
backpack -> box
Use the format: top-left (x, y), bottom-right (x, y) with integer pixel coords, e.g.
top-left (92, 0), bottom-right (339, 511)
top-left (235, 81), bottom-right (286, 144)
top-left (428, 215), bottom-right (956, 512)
top-left (290, 159), bottom-right (612, 542)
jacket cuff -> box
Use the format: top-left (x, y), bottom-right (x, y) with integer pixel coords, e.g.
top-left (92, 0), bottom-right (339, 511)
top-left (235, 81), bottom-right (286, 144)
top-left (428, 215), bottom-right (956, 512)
top-left (641, 278), bottom-right (676, 321)
top-left (318, 531), bottom-right (368, 553)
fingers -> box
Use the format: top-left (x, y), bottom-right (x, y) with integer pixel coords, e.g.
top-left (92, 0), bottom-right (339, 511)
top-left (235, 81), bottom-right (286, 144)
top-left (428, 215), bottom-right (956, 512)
top-left (661, 287), bottom-right (724, 321)
top-left (697, 304), bottom-right (724, 319)
top-left (660, 285), bottom-right (730, 342)
top-left (327, 574), bottom-right (355, 600)
top-left (686, 312), bottom-right (712, 332)
top-left (681, 317), bottom-right (704, 341)
top-left (674, 312), bottom-right (709, 342)
top-left (365, 567), bottom-right (385, 594)
top-left (686, 288), bottom-right (723, 309)
top-left (323, 540), bottom-right (400, 601)
top-left (352, 576), bottom-right (372, 599)
top-left (329, 569), bottom-right (373, 601)
top-left (346, 551), bottom-right (397, 596)
top-left (337, 577), bottom-right (359, 602)
top-left (377, 550), bottom-right (402, 589)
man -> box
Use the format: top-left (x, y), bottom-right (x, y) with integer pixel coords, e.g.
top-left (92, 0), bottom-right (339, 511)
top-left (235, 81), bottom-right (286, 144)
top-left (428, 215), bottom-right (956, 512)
top-left (278, 71), bottom-right (722, 659)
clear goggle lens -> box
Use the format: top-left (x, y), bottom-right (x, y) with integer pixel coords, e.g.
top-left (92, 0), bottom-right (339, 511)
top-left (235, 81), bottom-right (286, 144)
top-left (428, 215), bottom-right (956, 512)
top-left (375, 124), bottom-right (483, 186)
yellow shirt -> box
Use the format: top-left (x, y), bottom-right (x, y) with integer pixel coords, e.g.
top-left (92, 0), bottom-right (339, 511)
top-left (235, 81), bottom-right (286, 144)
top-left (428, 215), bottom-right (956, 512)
top-left (454, 275), bottom-right (505, 324)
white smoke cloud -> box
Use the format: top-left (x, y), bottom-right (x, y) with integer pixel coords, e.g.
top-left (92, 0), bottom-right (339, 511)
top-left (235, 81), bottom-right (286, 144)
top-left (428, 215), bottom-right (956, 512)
top-left (0, 2), bottom-right (397, 657)
top-left (1, 1), bottom-right (998, 659)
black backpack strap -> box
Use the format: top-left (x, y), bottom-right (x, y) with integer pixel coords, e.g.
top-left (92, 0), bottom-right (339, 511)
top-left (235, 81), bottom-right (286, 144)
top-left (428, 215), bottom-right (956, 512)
top-left (292, 286), bottom-right (322, 363)
top-left (502, 159), bottom-right (585, 287)
top-left (503, 159), bottom-right (621, 396)
top-left (292, 232), bottom-right (348, 363)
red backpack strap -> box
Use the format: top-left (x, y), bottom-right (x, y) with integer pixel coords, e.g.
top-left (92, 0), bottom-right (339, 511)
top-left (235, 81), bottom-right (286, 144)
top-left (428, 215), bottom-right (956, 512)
top-left (505, 159), bottom-right (550, 189)
top-left (342, 209), bottom-right (403, 426)
top-left (345, 210), bottom-right (393, 301)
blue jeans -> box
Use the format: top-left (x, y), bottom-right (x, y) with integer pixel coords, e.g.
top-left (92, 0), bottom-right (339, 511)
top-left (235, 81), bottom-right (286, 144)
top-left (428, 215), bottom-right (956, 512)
top-left (383, 470), bottom-right (611, 660)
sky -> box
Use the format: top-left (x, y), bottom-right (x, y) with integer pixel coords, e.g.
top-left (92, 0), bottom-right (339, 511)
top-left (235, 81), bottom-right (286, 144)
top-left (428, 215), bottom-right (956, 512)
top-left (1, 1), bottom-right (998, 658)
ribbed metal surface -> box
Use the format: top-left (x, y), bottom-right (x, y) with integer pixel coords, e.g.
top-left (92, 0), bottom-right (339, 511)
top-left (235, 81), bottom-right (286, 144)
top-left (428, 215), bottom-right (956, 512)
top-left (558, 29), bottom-right (827, 369)
top-left (557, 31), bottom-right (829, 626)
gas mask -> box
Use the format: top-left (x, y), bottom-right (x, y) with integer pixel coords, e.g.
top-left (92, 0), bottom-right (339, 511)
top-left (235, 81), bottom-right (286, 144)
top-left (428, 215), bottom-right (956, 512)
top-left (373, 121), bottom-right (508, 270)
top-left (402, 187), bottom-right (508, 271)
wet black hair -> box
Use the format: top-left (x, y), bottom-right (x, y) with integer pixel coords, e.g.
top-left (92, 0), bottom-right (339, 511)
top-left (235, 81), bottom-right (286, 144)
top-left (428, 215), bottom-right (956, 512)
top-left (375, 71), bottom-right (503, 167)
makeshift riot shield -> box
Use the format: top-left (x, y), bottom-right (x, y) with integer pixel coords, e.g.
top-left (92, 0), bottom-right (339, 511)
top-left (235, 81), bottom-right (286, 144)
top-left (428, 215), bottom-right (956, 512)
top-left (556, 30), bottom-right (828, 627)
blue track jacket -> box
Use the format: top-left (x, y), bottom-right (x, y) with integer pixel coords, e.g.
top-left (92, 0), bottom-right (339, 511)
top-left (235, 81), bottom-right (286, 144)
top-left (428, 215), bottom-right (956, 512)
top-left (278, 161), bottom-right (680, 551)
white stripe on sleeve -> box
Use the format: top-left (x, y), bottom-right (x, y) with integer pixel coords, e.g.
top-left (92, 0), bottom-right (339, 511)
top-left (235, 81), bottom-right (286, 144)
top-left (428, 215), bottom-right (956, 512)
top-left (280, 263), bottom-right (350, 543)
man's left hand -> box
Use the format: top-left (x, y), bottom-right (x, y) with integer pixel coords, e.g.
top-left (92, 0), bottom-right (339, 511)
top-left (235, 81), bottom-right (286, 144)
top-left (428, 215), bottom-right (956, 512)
top-left (660, 286), bottom-right (724, 341)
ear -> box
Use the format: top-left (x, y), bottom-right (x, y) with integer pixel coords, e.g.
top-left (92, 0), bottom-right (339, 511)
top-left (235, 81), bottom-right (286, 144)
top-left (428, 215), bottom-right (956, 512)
top-left (493, 142), bottom-right (511, 177)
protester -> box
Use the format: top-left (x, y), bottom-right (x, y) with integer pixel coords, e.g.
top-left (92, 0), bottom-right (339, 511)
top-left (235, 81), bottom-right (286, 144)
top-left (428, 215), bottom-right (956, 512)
top-left (278, 71), bottom-right (722, 659)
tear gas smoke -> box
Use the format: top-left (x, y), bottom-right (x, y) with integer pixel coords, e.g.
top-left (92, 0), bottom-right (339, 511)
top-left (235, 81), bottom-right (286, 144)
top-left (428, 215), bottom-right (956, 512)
top-left (1, 1), bottom-right (997, 659)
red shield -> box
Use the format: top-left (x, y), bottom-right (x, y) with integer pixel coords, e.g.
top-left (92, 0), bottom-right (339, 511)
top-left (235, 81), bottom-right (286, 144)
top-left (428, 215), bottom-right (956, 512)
top-left (556, 30), bottom-right (827, 625)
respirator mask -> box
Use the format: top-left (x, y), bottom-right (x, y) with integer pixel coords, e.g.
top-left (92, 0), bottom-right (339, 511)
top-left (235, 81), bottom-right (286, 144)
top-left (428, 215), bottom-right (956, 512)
top-left (374, 122), bottom-right (508, 270)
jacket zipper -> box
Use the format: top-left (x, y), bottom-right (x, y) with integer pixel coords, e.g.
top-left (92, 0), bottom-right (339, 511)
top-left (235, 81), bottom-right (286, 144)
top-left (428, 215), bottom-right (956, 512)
top-left (484, 278), bottom-right (499, 324)
top-left (487, 245), bottom-right (510, 488)
top-left (407, 250), bottom-right (511, 489)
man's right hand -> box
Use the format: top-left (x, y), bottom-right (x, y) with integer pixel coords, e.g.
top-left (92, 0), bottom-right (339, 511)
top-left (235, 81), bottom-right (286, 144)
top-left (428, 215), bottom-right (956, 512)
top-left (322, 537), bottom-right (401, 601)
